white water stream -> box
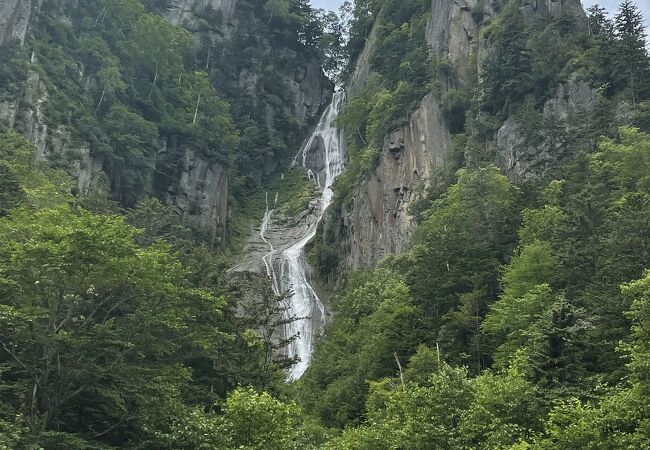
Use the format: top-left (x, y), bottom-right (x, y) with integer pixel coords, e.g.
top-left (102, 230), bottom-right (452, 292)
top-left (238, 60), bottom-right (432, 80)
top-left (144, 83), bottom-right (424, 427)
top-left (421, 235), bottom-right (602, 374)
top-left (261, 91), bottom-right (345, 380)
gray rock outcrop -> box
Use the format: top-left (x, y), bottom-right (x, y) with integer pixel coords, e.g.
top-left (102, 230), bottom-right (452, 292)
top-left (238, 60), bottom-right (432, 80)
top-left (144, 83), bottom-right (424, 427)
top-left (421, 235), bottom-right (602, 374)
top-left (0, 0), bottom-right (31, 47)
top-left (292, 59), bottom-right (332, 127)
top-left (342, 94), bottom-right (451, 268)
top-left (497, 80), bottom-right (596, 179)
top-left (519, 0), bottom-right (588, 29)
top-left (328, 0), bottom-right (590, 271)
top-left (165, 0), bottom-right (237, 28)
top-left (426, 0), bottom-right (481, 85)
top-left (167, 148), bottom-right (229, 244)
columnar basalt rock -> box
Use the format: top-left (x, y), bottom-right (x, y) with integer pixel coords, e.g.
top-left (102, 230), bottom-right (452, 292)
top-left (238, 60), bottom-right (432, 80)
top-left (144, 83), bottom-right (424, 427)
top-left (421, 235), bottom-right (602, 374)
top-left (343, 94), bottom-right (451, 268)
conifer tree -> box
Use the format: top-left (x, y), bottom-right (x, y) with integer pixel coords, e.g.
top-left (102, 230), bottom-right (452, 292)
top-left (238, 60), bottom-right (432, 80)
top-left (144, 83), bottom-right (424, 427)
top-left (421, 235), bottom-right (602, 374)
top-left (587, 4), bottom-right (612, 37)
top-left (614, 0), bottom-right (650, 106)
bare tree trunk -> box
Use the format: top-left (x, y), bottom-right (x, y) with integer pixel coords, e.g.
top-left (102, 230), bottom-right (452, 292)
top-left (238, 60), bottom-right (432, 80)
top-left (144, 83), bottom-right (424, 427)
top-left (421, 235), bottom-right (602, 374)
top-left (95, 86), bottom-right (106, 113)
top-left (193, 93), bottom-right (201, 124)
top-left (630, 70), bottom-right (636, 109)
top-left (148, 60), bottom-right (159, 99)
top-left (93, 9), bottom-right (105, 26)
top-left (475, 299), bottom-right (481, 373)
top-left (357, 127), bottom-right (367, 145)
top-left (205, 45), bottom-right (211, 69)
top-left (394, 352), bottom-right (405, 389)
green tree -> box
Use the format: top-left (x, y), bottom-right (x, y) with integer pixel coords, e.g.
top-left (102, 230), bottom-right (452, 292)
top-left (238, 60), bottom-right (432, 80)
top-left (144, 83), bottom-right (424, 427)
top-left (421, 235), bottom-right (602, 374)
top-left (0, 162), bottom-right (24, 215)
top-left (482, 8), bottom-right (531, 114)
top-left (393, 166), bottom-right (518, 370)
top-left (613, 0), bottom-right (650, 106)
top-left (0, 204), bottom-right (227, 445)
top-left (0, 132), bottom-right (71, 209)
top-left (459, 370), bottom-right (540, 449)
top-left (127, 13), bottom-right (190, 99)
top-left (102, 103), bottom-right (158, 205)
top-left (95, 63), bottom-right (125, 113)
top-left (352, 365), bottom-right (471, 449)
top-left (299, 269), bottom-right (423, 427)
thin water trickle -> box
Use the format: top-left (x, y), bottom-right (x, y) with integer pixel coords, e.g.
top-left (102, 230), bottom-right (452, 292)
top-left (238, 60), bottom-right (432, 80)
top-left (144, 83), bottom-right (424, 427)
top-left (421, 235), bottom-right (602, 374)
top-left (260, 192), bottom-right (279, 294)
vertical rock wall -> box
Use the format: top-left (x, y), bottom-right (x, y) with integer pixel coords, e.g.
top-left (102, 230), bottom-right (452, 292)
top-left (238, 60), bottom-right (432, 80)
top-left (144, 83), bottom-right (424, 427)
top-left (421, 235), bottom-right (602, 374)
top-left (331, 0), bottom-right (590, 270)
top-left (0, 0), bottom-right (31, 47)
top-left (342, 94), bottom-right (451, 268)
top-left (0, 0), bottom-right (331, 246)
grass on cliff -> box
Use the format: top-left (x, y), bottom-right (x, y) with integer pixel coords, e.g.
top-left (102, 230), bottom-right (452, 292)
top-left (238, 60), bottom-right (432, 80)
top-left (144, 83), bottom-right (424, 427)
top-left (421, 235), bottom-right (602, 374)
top-left (228, 167), bottom-right (316, 255)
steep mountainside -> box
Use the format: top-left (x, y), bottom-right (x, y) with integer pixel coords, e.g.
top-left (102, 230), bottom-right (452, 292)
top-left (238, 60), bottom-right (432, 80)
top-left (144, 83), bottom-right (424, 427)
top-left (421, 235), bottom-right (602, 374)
top-left (314, 0), bottom-right (606, 272)
top-left (2, 0), bottom-right (650, 447)
top-left (0, 0), bottom-right (332, 244)
top-left (296, 0), bottom-right (650, 443)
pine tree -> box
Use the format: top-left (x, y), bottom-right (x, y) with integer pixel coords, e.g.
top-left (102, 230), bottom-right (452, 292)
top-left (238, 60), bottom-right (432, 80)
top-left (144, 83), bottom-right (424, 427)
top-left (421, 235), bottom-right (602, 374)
top-left (587, 4), bottom-right (612, 37)
top-left (614, 0), bottom-right (650, 106)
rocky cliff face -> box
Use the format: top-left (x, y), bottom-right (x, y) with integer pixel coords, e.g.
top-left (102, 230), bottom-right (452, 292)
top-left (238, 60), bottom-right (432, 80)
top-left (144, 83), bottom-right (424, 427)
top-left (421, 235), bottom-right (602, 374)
top-left (165, 0), bottom-right (237, 29)
top-left (342, 94), bottom-right (450, 268)
top-left (426, 0), bottom-right (481, 85)
top-left (497, 79), bottom-right (596, 179)
top-left (163, 0), bottom-right (330, 241)
top-left (0, 0), bottom-right (331, 246)
top-left (166, 147), bottom-right (229, 244)
top-left (0, 0), bottom-right (31, 47)
top-left (329, 0), bottom-right (590, 270)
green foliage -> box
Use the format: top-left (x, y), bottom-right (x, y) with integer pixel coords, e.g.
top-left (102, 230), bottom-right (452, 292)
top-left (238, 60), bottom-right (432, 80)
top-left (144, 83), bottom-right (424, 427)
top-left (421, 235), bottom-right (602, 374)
top-left (3, 0), bottom-right (650, 447)
top-left (322, 365), bottom-right (472, 449)
top-left (329, 0), bottom-right (434, 215)
top-left (303, 126), bottom-right (650, 445)
top-left (298, 269), bottom-right (423, 427)
top-left (483, 284), bottom-right (557, 368)
top-left (481, 5), bottom-right (532, 114)
top-left (522, 270), bottom-right (650, 448)
top-left (220, 387), bottom-right (327, 450)
top-left (589, 125), bottom-right (650, 191)
top-left (0, 203), bottom-right (221, 443)
top-left (459, 370), bottom-right (540, 448)
top-left (11, 0), bottom-right (243, 208)
top-left (0, 131), bottom-right (71, 208)
top-left (401, 166), bottom-right (519, 369)
top-left (0, 42), bottom-right (29, 98)
top-left (0, 133), bottom-right (297, 449)
top-left (500, 241), bottom-right (559, 298)
top-left (442, 88), bottom-right (472, 134)
top-left (612, 0), bottom-right (650, 105)
top-left (274, 169), bottom-right (316, 217)
top-left (0, 162), bottom-right (24, 215)
top-left (624, 271), bottom-right (650, 396)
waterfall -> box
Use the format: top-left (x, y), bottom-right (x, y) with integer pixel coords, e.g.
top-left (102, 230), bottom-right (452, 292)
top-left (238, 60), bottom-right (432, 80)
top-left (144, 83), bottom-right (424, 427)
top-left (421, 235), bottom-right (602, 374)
top-left (275, 91), bottom-right (345, 380)
top-left (260, 192), bottom-right (279, 294)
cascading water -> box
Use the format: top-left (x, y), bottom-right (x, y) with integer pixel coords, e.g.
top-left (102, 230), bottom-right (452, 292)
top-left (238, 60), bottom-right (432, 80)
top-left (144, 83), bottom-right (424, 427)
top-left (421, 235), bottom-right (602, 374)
top-left (260, 91), bottom-right (345, 380)
top-left (283, 91), bottom-right (345, 379)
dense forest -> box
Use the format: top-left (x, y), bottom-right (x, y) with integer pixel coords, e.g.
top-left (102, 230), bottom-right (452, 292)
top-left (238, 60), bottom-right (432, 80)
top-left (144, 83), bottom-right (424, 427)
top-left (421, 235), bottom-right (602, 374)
top-left (1, 0), bottom-right (650, 448)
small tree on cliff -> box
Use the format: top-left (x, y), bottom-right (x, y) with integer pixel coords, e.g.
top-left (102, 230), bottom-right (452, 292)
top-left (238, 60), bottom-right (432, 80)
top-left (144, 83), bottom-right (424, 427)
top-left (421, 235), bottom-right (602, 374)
top-left (614, 0), bottom-right (650, 106)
